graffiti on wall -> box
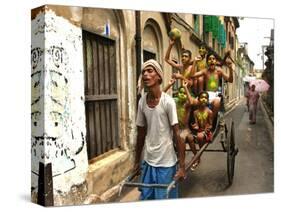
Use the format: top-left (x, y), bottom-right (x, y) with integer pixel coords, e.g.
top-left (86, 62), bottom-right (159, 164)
top-left (31, 10), bottom-right (87, 194)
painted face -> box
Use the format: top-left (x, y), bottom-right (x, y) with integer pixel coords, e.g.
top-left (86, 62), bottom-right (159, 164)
top-left (207, 55), bottom-right (217, 66)
top-left (177, 87), bottom-right (187, 103)
top-left (199, 46), bottom-right (207, 56)
top-left (199, 93), bottom-right (208, 106)
top-left (181, 53), bottom-right (191, 65)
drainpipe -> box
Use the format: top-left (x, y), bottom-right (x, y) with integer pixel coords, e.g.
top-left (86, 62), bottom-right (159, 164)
top-left (135, 11), bottom-right (141, 80)
top-left (135, 11), bottom-right (142, 106)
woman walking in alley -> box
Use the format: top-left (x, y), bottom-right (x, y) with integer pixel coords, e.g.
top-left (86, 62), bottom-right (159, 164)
top-left (246, 84), bottom-right (260, 124)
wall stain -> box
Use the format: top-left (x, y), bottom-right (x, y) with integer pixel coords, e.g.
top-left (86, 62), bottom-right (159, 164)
top-left (31, 10), bottom-right (87, 196)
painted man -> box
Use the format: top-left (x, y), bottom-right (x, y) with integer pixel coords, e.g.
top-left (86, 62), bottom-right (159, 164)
top-left (192, 45), bottom-right (208, 94)
top-left (192, 53), bottom-right (234, 117)
top-left (189, 91), bottom-right (213, 170)
top-left (133, 59), bottom-right (186, 200)
top-left (164, 79), bottom-right (194, 149)
top-left (165, 39), bottom-right (194, 87)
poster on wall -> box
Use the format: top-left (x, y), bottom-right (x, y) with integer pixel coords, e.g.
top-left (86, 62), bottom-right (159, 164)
top-left (31, 4), bottom-right (274, 207)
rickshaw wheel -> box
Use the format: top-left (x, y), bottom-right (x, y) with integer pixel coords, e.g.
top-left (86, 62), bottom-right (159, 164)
top-left (226, 120), bottom-right (238, 186)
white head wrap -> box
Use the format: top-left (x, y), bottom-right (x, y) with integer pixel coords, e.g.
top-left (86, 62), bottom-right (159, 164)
top-left (142, 59), bottom-right (163, 80)
top-left (137, 59), bottom-right (163, 95)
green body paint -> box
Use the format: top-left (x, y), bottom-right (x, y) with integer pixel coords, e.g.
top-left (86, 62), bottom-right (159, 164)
top-left (207, 73), bottom-right (218, 91)
top-left (196, 110), bottom-right (208, 128)
top-left (197, 60), bottom-right (207, 71)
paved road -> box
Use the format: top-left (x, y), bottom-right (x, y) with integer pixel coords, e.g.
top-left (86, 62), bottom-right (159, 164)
top-left (179, 99), bottom-right (274, 198)
top-left (117, 99), bottom-right (274, 202)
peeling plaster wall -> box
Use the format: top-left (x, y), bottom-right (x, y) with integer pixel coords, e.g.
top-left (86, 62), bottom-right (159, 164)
top-left (125, 10), bottom-right (138, 150)
top-left (81, 7), bottom-right (135, 199)
top-left (31, 8), bottom-right (88, 205)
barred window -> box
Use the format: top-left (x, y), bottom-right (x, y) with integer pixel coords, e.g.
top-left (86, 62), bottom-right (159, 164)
top-left (83, 30), bottom-right (120, 160)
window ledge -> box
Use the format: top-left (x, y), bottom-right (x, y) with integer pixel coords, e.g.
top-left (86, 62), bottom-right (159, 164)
top-left (86, 150), bottom-right (133, 196)
top-left (88, 150), bottom-right (130, 173)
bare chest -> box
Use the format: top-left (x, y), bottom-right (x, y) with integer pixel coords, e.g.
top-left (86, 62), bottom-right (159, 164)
top-left (206, 71), bottom-right (220, 81)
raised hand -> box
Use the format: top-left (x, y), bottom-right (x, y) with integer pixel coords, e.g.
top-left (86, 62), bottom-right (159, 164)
top-left (169, 39), bottom-right (175, 46)
top-left (225, 58), bottom-right (233, 69)
top-left (168, 78), bottom-right (176, 86)
top-left (194, 55), bottom-right (202, 62)
top-left (182, 80), bottom-right (189, 88)
top-left (172, 72), bottom-right (182, 79)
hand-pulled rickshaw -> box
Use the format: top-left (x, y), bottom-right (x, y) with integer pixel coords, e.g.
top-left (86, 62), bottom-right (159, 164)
top-left (119, 86), bottom-right (239, 199)
top-left (119, 54), bottom-right (239, 198)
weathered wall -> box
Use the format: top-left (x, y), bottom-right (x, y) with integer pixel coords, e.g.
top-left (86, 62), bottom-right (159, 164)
top-left (124, 10), bottom-right (138, 151)
top-left (81, 7), bottom-right (135, 200)
top-left (142, 12), bottom-right (171, 88)
top-left (225, 18), bottom-right (239, 104)
top-left (31, 7), bottom-right (88, 206)
top-left (31, 6), bottom-right (242, 206)
top-left (143, 24), bottom-right (160, 57)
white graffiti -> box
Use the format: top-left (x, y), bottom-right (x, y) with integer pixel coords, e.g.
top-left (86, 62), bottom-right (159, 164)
top-left (31, 9), bottom-right (87, 193)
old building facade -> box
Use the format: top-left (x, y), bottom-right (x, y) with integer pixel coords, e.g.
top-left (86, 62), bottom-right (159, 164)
top-left (262, 29), bottom-right (274, 113)
top-left (31, 5), bottom-right (241, 206)
top-left (237, 43), bottom-right (255, 96)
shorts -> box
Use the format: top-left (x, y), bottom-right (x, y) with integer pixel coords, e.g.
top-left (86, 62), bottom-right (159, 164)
top-left (197, 129), bottom-right (213, 143)
top-left (207, 91), bottom-right (221, 102)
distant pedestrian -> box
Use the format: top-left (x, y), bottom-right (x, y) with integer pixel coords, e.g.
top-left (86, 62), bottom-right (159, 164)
top-left (246, 84), bottom-right (260, 124)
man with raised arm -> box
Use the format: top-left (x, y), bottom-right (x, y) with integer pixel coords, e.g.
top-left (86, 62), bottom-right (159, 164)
top-left (192, 53), bottom-right (234, 117)
top-left (165, 39), bottom-right (194, 86)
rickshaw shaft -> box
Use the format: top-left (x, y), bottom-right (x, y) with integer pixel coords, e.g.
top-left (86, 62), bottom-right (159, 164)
top-left (186, 149), bottom-right (225, 152)
top-left (124, 182), bottom-right (170, 188)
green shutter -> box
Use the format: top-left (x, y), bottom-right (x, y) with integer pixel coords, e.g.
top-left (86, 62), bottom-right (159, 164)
top-left (204, 15), bottom-right (223, 43)
top-left (218, 23), bottom-right (223, 44)
top-left (209, 16), bottom-right (214, 33)
top-left (212, 16), bottom-right (219, 39)
top-left (222, 28), bottom-right (226, 48)
top-left (203, 16), bottom-right (212, 33)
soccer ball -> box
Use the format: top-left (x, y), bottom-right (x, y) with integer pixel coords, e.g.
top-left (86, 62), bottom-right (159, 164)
top-left (169, 28), bottom-right (181, 40)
